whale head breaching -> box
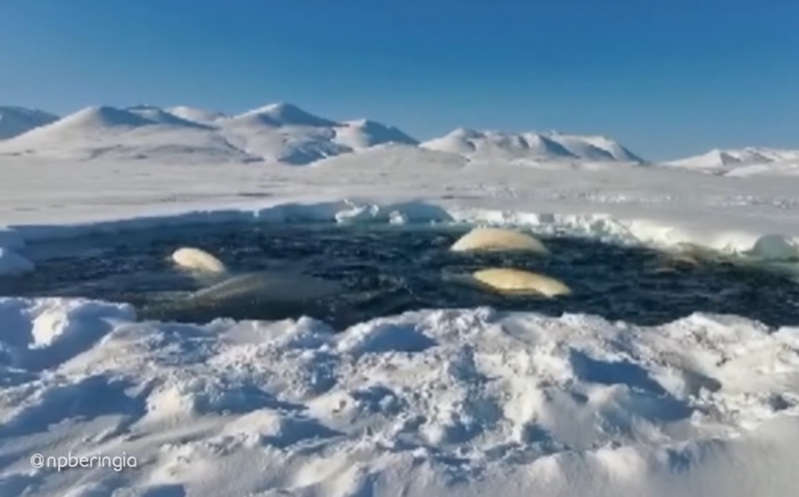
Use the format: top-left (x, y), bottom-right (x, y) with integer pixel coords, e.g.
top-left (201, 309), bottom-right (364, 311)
top-left (472, 268), bottom-right (571, 297)
top-left (172, 247), bottom-right (227, 274)
top-left (451, 227), bottom-right (549, 255)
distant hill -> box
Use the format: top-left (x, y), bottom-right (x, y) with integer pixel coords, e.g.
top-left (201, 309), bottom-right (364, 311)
top-left (0, 103), bottom-right (419, 165)
top-left (0, 102), bottom-right (647, 166)
top-left (0, 106), bottom-right (58, 140)
top-left (421, 128), bottom-right (643, 163)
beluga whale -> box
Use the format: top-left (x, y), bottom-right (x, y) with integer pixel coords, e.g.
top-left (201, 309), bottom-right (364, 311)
top-left (451, 227), bottom-right (549, 255)
top-left (171, 247), bottom-right (227, 274)
top-left (472, 268), bottom-right (571, 297)
top-left (155, 246), bottom-right (341, 322)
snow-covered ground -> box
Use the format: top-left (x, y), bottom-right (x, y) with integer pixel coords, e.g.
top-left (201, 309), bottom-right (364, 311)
top-left (1, 104), bottom-right (799, 496)
top-left (1, 298), bottom-right (797, 497)
top-left (1, 146), bottom-right (798, 258)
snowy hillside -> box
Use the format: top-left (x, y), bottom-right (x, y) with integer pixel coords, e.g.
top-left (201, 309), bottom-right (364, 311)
top-left (0, 106), bottom-right (253, 164)
top-left (333, 118), bottom-right (417, 150)
top-left (0, 106), bottom-right (58, 140)
top-left (666, 147), bottom-right (799, 176)
top-left (548, 131), bottom-right (642, 162)
top-left (0, 103), bottom-right (418, 165)
top-left (421, 128), bottom-right (642, 163)
top-left (218, 103), bottom-right (417, 164)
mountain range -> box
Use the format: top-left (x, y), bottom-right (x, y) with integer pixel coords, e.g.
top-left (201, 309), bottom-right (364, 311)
top-left (0, 103), bottom-right (643, 165)
top-left (1, 103), bottom-right (795, 170)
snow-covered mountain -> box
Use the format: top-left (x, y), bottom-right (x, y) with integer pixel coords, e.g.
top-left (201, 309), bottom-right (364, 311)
top-left (218, 103), bottom-right (417, 164)
top-left (333, 118), bottom-right (417, 150)
top-left (421, 128), bottom-right (642, 163)
top-left (0, 102), bottom-right (646, 165)
top-left (0, 106), bottom-right (251, 164)
top-left (547, 131), bottom-right (642, 162)
top-left (9, 102), bottom-right (798, 174)
top-left (0, 106), bottom-right (58, 139)
top-left (665, 147), bottom-right (799, 176)
top-left (0, 103), bottom-right (419, 165)
top-left (668, 147), bottom-right (799, 169)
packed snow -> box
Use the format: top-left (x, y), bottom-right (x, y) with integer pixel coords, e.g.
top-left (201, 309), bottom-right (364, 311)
top-left (0, 298), bottom-right (797, 496)
top-left (1, 102), bottom-right (798, 496)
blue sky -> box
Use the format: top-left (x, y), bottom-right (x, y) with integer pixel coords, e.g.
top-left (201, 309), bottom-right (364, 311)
top-left (1, 0), bottom-right (797, 160)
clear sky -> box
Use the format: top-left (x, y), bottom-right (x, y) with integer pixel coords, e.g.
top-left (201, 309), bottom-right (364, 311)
top-left (1, 0), bottom-right (797, 160)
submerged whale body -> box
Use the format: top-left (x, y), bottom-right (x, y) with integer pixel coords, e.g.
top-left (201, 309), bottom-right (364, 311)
top-left (142, 270), bottom-right (342, 323)
top-left (190, 271), bottom-right (340, 303)
top-left (172, 247), bottom-right (227, 273)
top-left (154, 246), bottom-right (342, 321)
top-left (451, 227), bottom-right (549, 255)
top-left (472, 268), bottom-right (571, 297)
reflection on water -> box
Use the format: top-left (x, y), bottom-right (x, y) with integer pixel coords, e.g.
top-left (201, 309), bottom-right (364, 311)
top-left (2, 223), bottom-right (798, 328)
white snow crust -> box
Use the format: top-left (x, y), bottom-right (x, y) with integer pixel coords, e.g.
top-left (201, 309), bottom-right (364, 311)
top-left (0, 299), bottom-right (797, 496)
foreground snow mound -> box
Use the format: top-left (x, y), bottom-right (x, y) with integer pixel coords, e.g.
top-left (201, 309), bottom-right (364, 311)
top-left (0, 298), bottom-right (135, 370)
top-left (1, 299), bottom-right (797, 496)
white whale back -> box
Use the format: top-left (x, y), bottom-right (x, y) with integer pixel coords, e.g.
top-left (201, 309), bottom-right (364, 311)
top-left (171, 247), bottom-right (227, 274)
top-left (749, 234), bottom-right (798, 261)
top-left (451, 227), bottom-right (549, 255)
top-left (473, 268), bottom-right (570, 297)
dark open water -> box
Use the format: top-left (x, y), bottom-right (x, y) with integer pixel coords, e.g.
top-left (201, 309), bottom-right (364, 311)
top-left (2, 223), bottom-right (798, 328)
